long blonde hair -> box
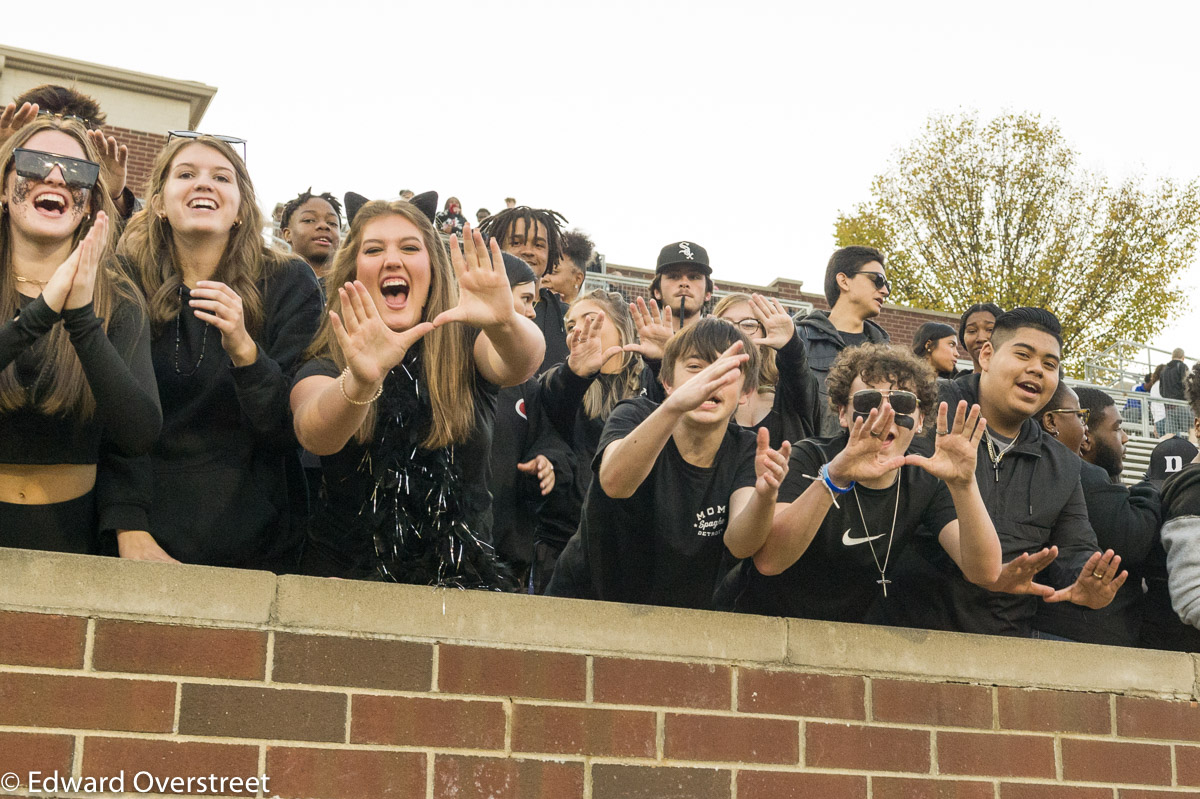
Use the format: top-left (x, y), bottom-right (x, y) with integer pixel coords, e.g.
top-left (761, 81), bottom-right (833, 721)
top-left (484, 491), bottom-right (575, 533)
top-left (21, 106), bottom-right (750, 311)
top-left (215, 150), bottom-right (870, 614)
top-left (568, 290), bottom-right (644, 420)
top-left (306, 200), bottom-right (476, 449)
top-left (118, 135), bottom-right (286, 336)
top-left (713, 293), bottom-right (778, 394)
top-left (0, 117), bottom-right (131, 417)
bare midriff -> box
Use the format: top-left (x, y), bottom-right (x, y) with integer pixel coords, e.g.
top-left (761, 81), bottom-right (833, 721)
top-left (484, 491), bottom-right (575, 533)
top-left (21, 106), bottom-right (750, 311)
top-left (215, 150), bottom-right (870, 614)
top-left (0, 463), bottom-right (96, 504)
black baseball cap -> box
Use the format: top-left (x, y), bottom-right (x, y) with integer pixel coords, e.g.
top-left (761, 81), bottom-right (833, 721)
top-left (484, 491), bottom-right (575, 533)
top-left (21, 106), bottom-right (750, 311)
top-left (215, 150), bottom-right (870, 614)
top-left (1145, 435), bottom-right (1198, 486)
top-left (656, 241), bottom-right (711, 275)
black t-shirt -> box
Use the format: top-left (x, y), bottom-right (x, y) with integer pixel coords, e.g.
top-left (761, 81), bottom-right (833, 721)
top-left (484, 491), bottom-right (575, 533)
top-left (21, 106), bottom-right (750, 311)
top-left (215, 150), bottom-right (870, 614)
top-left (839, 330), bottom-right (869, 348)
top-left (581, 396), bottom-right (758, 610)
top-left (725, 434), bottom-right (957, 623)
top-left (297, 348), bottom-right (499, 580)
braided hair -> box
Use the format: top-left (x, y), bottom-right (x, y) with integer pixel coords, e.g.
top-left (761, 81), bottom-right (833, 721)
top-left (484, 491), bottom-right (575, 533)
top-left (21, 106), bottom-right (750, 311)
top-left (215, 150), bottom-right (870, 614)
top-left (280, 188), bottom-right (343, 231)
top-left (478, 206), bottom-right (568, 271)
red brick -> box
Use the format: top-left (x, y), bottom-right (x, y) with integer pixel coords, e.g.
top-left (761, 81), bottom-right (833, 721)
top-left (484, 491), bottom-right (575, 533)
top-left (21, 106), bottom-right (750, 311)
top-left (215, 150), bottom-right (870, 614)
top-left (0, 673), bottom-right (174, 732)
top-left (737, 771), bottom-right (866, 798)
top-left (1118, 792), bottom-right (1200, 799)
top-left (351, 694), bottom-right (504, 750)
top-left (938, 731), bottom-right (1055, 778)
top-left (1000, 786), bottom-right (1112, 799)
top-left (874, 777), bottom-right (995, 799)
top-left (268, 747), bottom-right (425, 799)
top-left (434, 755), bottom-right (583, 799)
top-left (273, 633), bottom-right (431, 691)
top-left (999, 687), bottom-right (1110, 734)
top-left (1061, 738), bottom-right (1171, 785)
top-left (593, 657), bottom-right (731, 709)
top-left (438, 645), bottom-right (584, 700)
top-left (92, 620), bottom-right (266, 680)
top-left (738, 668), bottom-right (865, 719)
top-left (806, 722), bottom-right (930, 773)
top-left (82, 738), bottom-right (260, 795)
top-left (0, 611), bottom-right (87, 668)
top-left (178, 684), bottom-right (344, 742)
top-left (512, 703), bottom-right (655, 758)
top-left (873, 680), bottom-right (992, 729)
top-left (592, 764), bottom-right (729, 799)
top-left (666, 713), bottom-right (798, 764)
top-left (0, 731), bottom-right (74, 780)
top-left (1117, 696), bottom-right (1200, 742)
top-left (1178, 744), bottom-right (1200, 786)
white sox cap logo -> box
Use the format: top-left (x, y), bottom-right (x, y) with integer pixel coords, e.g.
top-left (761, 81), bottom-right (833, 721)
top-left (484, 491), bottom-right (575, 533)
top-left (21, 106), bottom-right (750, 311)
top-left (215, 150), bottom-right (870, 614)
top-left (678, 242), bottom-right (694, 260)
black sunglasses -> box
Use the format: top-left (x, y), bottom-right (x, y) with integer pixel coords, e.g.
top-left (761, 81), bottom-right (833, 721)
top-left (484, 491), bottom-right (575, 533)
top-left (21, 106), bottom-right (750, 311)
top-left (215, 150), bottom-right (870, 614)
top-left (167, 130), bottom-right (248, 162)
top-left (852, 389), bottom-right (918, 430)
top-left (13, 148), bottom-right (101, 190)
top-left (853, 271), bottom-right (890, 292)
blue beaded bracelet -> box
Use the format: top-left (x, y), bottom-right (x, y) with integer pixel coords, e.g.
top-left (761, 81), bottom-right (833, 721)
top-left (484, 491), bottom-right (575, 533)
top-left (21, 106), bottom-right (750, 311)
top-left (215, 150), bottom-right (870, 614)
top-left (822, 463), bottom-right (854, 494)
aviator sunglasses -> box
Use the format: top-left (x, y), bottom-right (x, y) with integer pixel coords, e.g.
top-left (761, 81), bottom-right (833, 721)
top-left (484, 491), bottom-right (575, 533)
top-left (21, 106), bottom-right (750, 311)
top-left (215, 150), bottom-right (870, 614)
top-left (852, 389), bottom-right (919, 430)
top-left (167, 130), bottom-right (248, 162)
top-left (13, 148), bottom-right (101, 190)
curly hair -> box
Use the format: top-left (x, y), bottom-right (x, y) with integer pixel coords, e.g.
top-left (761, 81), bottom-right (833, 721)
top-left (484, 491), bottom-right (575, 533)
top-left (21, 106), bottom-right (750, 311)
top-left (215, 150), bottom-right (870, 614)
top-left (559, 229), bottom-right (595, 272)
top-left (280, 188), bottom-right (342, 231)
top-left (1186, 360), bottom-right (1200, 418)
top-left (825, 343), bottom-right (937, 421)
top-left (478, 206), bottom-right (567, 273)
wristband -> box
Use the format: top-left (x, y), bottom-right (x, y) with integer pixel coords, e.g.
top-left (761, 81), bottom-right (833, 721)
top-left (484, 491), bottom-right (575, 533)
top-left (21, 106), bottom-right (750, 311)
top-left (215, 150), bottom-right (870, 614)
top-left (821, 463), bottom-right (854, 494)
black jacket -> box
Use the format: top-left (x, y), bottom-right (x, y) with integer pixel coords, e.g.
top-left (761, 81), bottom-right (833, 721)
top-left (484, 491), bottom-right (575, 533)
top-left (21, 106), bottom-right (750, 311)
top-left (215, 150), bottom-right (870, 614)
top-left (1142, 463), bottom-right (1200, 651)
top-left (1159, 360), bottom-right (1188, 401)
top-left (1035, 460), bottom-right (1161, 645)
top-left (885, 374), bottom-right (1100, 637)
top-left (794, 309), bottom-right (889, 436)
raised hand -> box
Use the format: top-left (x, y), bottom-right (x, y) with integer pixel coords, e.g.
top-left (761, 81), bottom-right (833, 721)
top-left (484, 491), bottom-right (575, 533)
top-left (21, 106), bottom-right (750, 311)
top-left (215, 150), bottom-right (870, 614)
top-left (189, 280), bottom-right (258, 367)
top-left (433, 224), bottom-right (514, 330)
top-left (905, 401), bottom-right (985, 487)
top-left (1045, 549), bottom-right (1128, 609)
top-left (625, 297), bottom-right (674, 361)
top-left (64, 211), bottom-right (108, 310)
top-left (982, 547), bottom-right (1058, 597)
top-left (662, 341), bottom-right (749, 414)
top-left (0, 102), bottom-right (38, 146)
top-left (567, 309), bottom-right (625, 377)
top-left (753, 426), bottom-right (791, 497)
top-left (331, 280), bottom-right (434, 390)
top-left (826, 404), bottom-right (907, 485)
top-left (747, 294), bottom-right (794, 350)
top-left (86, 130), bottom-right (129, 201)
top-left (517, 454), bottom-right (555, 496)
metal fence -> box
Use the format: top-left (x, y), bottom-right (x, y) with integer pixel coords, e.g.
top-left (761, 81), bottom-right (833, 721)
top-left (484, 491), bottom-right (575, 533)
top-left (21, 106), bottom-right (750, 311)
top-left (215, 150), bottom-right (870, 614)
top-left (581, 270), bottom-right (815, 317)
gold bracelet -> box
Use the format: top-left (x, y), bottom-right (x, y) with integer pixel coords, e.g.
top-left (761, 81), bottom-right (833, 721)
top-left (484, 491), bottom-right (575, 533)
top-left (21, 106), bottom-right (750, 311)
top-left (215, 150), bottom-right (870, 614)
top-left (338, 368), bottom-right (382, 406)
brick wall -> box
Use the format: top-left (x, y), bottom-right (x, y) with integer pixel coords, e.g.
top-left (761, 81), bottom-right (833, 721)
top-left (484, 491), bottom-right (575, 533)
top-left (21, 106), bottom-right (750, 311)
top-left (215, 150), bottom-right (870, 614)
top-left (98, 125), bottom-right (167, 199)
top-left (604, 264), bottom-right (958, 344)
top-left (3, 549), bottom-right (1200, 798)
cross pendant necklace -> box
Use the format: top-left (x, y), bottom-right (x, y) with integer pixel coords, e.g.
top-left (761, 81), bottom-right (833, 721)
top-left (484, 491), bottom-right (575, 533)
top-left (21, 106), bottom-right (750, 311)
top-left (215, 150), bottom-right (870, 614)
top-left (853, 476), bottom-right (901, 599)
top-left (877, 577), bottom-right (892, 596)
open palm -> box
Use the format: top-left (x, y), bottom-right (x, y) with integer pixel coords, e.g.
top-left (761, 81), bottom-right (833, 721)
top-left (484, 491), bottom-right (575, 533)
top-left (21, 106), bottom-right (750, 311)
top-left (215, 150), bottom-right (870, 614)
top-left (433, 225), bottom-right (513, 330)
top-left (906, 401), bottom-right (984, 487)
top-left (332, 280), bottom-right (433, 385)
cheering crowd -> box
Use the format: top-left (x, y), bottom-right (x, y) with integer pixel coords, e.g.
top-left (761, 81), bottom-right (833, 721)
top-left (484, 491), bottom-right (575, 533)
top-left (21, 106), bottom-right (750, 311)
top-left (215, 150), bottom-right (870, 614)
top-left (3, 87), bottom-right (1200, 652)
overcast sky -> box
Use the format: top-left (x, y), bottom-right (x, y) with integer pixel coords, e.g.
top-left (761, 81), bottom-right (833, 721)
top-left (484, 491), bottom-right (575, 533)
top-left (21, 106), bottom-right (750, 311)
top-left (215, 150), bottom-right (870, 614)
top-left (8, 0), bottom-right (1198, 356)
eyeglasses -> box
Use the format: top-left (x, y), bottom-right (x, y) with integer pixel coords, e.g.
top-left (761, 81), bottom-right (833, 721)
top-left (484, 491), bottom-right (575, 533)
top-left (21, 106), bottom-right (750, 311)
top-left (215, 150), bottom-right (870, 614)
top-left (167, 130), bottom-right (248, 162)
top-left (726, 318), bottom-right (765, 336)
top-left (36, 109), bottom-right (100, 131)
top-left (853, 271), bottom-right (890, 292)
top-left (1045, 408), bottom-right (1090, 425)
top-left (12, 148), bottom-right (101, 190)
top-left (852, 389), bottom-right (919, 416)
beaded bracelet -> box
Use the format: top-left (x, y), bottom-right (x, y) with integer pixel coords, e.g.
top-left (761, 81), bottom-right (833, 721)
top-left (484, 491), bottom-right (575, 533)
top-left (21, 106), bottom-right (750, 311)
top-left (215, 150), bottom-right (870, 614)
top-left (338, 368), bottom-right (383, 406)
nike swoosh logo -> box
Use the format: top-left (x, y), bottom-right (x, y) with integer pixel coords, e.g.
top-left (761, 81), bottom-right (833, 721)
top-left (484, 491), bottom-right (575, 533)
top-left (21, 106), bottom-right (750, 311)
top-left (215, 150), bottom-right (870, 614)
top-left (843, 528), bottom-right (885, 546)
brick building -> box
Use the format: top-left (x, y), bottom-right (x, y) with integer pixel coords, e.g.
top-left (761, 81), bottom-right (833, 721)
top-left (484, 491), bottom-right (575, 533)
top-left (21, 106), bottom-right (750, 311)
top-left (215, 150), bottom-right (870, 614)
top-left (0, 44), bottom-right (216, 199)
top-left (601, 262), bottom-right (960, 345)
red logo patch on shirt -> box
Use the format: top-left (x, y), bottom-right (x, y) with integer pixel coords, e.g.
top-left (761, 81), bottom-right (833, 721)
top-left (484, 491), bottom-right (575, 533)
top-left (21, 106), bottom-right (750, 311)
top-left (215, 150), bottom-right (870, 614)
top-left (515, 398), bottom-right (527, 420)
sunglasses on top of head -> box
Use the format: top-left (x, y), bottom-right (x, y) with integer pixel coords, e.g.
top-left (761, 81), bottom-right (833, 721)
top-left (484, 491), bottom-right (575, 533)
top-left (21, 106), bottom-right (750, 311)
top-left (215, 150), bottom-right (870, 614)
top-left (166, 130), bottom-right (248, 162)
top-left (853, 271), bottom-right (890, 292)
top-left (851, 388), bottom-right (918, 430)
top-left (12, 148), bottom-right (101, 190)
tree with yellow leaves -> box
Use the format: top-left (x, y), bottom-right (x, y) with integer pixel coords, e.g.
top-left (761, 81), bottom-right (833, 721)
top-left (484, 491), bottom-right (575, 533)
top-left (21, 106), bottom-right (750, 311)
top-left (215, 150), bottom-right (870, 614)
top-left (835, 111), bottom-right (1200, 366)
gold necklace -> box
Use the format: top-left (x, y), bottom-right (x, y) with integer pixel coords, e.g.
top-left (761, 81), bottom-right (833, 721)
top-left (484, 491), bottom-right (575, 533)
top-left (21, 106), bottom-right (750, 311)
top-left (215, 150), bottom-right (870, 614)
top-left (14, 275), bottom-right (49, 287)
top-left (984, 430), bottom-right (1017, 482)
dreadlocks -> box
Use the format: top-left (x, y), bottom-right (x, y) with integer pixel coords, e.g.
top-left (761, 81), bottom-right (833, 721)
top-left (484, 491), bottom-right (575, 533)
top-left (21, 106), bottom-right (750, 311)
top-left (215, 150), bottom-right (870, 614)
top-left (478, 206), bottom-right (568, 272)
top-left (280, 188), bottom-right (343, 231)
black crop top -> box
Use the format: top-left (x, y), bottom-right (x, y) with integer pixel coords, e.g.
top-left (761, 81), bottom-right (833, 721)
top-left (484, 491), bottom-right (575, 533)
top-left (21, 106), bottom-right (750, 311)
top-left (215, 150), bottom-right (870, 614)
top-left (0, 292), bottom-right (161, 465)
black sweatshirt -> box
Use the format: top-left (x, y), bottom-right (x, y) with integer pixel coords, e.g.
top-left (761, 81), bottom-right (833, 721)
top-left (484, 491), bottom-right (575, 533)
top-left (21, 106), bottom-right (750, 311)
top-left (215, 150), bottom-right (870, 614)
top-left (121, 259), bottom-right (323, 569)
